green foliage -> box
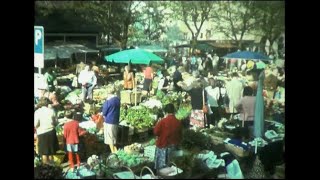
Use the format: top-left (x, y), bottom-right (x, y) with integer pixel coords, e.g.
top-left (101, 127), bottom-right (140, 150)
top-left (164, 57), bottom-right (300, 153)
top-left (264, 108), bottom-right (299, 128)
top-left (34, 164), bottom-right (63, 179)
top-left (126, 106), bottom-right (154, 129)
top-left (175, 103), bottom-right (192, 120)
top-left (181, 129), bottom-right (214, 151)
top-left (149, 138), bottom-right (156, 145)
top-left (116, 149), bottom-right (142, 167)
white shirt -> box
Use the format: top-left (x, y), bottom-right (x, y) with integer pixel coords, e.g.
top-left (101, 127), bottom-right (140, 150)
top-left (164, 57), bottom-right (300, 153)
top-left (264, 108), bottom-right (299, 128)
top-left (212, 55), bottom-right (219, 67)
top-left (34, 106), bottom-right (56, 135)
top-left (78, 70), bottom-right (97, 85)
top-left (158, 77), bottom-right (166, 90)
top-left (205, 86), bottom-right (226, 107)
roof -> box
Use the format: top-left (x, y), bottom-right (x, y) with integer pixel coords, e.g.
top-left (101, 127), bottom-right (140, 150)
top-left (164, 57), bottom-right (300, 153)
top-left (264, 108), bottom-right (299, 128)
top-left (44, 43), bottom-right (99, 60)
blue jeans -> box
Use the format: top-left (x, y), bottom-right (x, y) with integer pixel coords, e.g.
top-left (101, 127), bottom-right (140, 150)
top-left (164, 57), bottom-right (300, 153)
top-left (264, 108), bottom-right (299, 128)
top-left (82, 85), bottom-right (94, 101)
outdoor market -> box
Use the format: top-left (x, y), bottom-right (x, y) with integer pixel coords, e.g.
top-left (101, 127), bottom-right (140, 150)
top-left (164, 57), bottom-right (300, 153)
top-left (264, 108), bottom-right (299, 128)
top-left (34, 1), bottom-right (285, 179)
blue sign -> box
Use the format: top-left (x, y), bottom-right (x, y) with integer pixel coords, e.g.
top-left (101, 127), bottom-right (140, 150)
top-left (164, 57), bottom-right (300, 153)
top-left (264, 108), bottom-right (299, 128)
top-left (34, 26), bottom-right (44, 54)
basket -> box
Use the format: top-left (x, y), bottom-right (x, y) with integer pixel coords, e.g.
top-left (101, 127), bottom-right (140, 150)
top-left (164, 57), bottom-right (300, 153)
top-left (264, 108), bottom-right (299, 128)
top-left (106, 153), bottom-right (121, 169)
top-left (140, 166), bottom-right (157, 179)
top-left (158, 162), bottom-right (184, 179)
top-left (113, 166), bottom-right (138, 179)
top-left (224, 144), bottom-right (249, 158)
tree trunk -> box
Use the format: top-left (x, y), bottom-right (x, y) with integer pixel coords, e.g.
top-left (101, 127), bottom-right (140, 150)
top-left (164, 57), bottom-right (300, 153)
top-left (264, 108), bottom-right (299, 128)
top-left (191, 37), bottom-right (197, 55)
top-left (121, 24), bottom-right (129, 49)
top-left (259, 36), bottom-right (268, 54)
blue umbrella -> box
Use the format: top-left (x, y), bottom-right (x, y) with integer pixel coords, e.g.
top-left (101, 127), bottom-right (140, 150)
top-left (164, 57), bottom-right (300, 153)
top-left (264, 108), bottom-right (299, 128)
top-left (222, 51), bottom-right (271, 61)
top-left (254, 71), bottom-right (265, 138)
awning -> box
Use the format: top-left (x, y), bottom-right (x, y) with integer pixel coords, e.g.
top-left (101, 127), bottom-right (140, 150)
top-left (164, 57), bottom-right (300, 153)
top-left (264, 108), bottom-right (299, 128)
top-left (44, 43), bottom-right (99, 60)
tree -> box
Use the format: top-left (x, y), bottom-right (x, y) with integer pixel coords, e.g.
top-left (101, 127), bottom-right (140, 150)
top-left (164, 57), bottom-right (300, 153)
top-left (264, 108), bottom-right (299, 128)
top-left (213, 1), bottom-right (259, 49)
top-left (254, 1), bottom-right (285, 55)
top-left (169, 1), bottom-right (214, 53)
top-left (35, 1), bottom-right (143, 49)
top-left (74, 1), bottom-right (143, 49)
top-left (140, 1), bottom-right (169, 41)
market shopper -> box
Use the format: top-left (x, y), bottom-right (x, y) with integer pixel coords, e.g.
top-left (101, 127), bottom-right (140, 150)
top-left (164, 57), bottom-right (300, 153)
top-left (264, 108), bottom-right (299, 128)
top-left (235, 86), bottom-right (256, 131)
top-left (225, 72), bottom-right (244, 115)
top-left (91, 61), bottom-right (99, 76)
top-left (44, 68), bottom-right (56, 92)
top-left (76, 60), bottom-right (86, 75)
top-left (63, 111), bottom-right (87, 170)
top-left (123, 65), bottom-right (135, 90)
top-left (154, 103), bottom-right (182, 172)
top-left (205, 78), bottom-right (226, 126)
top-left (143, 63), bottom-right (154, 94)
top-left (182, 79), bottom-right (208, 128)
top-left (157, 70), bottom-right (169, 94)
top-left (102, 87), bottom-right (120, 153)
top-left (34, 97), bottom-right (59, 165)
top-left (173, 66), bottom-right (183, 92)
top-left (78, 65), bottom-right (97, 102)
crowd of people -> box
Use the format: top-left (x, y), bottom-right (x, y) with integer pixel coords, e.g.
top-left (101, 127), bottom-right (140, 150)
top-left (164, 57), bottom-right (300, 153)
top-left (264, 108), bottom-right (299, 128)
top-left (34, 50), bottom-right (285, 177)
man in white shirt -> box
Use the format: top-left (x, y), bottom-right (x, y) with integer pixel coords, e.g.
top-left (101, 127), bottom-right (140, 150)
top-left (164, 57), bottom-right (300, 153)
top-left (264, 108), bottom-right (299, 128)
top-left (225, 72), bottom-right (244, 114)
top-left (78, 65), bottom-right (97, 102)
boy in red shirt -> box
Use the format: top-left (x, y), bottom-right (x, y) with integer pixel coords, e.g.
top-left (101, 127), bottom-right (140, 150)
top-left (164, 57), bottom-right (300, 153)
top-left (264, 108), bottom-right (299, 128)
top-left (63, 111), bottom-right (86, 170)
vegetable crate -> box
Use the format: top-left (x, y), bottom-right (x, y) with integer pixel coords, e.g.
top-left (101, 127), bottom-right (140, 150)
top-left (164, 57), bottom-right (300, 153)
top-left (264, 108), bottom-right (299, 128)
top-left (130, 91), bottom-right (143, 104)
top-left (143, 145), bottom-right (156, 161)
top-left (120, 90), bottom-right (143, 104)
top-left (117, 125), bottom-right (130, 146)
top-left (120, 91), bottom-right (132, 104)
top-left (134, 128), bottom-right (149, 142)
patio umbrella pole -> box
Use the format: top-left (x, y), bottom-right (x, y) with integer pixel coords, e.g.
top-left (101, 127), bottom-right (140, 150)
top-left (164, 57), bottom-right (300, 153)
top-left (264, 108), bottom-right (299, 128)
top-left (135, 78), bottom-right (137, 106)
top-left (255, 139), bottom-right (258, 154)
top-left (242, 112), bottom-right (245, 128)
top-left (85, 52), bottom-right (87, 64)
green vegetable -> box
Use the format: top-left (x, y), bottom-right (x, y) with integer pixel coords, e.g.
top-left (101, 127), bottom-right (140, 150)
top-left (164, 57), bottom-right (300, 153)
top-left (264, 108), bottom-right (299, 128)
top-left (125, 106), bottom-right (155, 129)
top-left (149, 138), bottom-right (156, 145)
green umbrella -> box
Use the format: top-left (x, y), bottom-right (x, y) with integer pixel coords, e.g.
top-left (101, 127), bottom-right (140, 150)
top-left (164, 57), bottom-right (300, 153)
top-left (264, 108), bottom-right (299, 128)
top-left (105, 49), bottom-right (164, 65)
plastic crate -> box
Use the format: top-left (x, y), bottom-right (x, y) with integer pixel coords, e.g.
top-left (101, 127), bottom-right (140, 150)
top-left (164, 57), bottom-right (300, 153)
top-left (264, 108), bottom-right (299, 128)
top-left (121, 91), bottom-right (132, 104)
top-left (130, 91), bottom-right (142, 104)
top-left (117, 125), bottom-right (130, 146)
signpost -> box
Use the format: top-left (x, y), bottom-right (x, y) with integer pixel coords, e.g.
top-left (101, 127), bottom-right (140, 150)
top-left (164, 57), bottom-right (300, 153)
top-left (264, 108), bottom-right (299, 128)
top-left (34, 26), bottom-right (44, 74)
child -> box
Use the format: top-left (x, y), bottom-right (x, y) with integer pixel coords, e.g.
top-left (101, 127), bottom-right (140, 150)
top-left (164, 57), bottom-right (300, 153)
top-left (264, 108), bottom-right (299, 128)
top-left (91, 109), bottom-right (104, 135)
top-left (63, 111), bottom-right (86, 171)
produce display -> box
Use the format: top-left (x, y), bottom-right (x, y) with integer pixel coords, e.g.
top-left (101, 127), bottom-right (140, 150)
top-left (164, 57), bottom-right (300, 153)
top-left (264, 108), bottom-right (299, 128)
top-left (140, 98), bottom-right (162, 109)
top-left (124, 143), bottom-right (142, 154)
top-left (125, 106), bottom-right (155, 129)
top-left (64, 89), bottom-right (82, 104)
top-left (34, 164), bottom-right (63, 179)
top-left (175, 103), bottom-right (192, 120)
top-left (35, 66), bottom-right (285, 179)
top-left (116, 149), bottom-right (144, 167)
top-left (181, 129), bottom-right (214, 152)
